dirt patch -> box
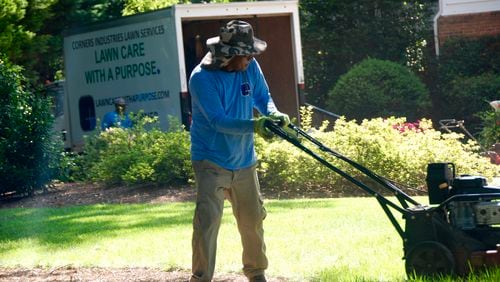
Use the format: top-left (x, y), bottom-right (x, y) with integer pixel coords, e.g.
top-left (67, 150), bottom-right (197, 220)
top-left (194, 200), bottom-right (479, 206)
top-left (0, 266), bottom-right (191, 282)
top-left (0, 266), bottom-right (290, 282)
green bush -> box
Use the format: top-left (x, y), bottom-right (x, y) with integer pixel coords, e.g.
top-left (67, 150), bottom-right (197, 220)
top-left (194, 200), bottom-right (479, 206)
top-left (0, 57), bottom-right (60, 196)
top-left (256, 111), bottom-right (499, 196)
top-left (326, 58), bottom-right (430, 121)
top-left (478, 110), bottom-right (500, 149)
top-left (73, 107), bottom-right (497, 197)
top-left (78, 115), bottom-right (193, 186)
top-left (435, 35), bottom-right (500, 135)
top-left (441, 73), bottom-right (500, 133)
top-left (438, 35), bottom-right (500, 84)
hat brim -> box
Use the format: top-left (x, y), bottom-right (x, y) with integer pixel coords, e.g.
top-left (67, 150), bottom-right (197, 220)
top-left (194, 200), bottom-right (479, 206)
top-left (201, 36), bottom-right (267, 70)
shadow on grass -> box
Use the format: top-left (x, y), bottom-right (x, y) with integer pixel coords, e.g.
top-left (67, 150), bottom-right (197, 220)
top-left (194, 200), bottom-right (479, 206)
top-left (0, 203), bottom-right (194, 250)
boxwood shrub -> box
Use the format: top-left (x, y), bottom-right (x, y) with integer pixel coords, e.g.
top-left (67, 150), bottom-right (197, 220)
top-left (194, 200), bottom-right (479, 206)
top-left (326, 58), bottom-right (431, 122)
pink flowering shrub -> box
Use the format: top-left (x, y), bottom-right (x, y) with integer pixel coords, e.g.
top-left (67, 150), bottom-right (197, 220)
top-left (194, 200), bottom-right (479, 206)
top-left (392, 120), bottom-right (423, 133)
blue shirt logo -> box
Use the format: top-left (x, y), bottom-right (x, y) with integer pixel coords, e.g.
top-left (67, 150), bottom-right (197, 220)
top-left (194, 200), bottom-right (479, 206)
top-left (241, 82), bottom-right (251, 96)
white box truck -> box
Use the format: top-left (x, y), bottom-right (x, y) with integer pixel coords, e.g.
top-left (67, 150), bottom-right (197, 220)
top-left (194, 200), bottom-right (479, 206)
top-left (63, 0), bottom-right (304, 150)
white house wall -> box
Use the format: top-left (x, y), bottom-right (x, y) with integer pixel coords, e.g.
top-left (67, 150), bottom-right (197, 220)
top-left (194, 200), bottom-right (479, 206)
top-left (441, 0), bottom-right (500, 16)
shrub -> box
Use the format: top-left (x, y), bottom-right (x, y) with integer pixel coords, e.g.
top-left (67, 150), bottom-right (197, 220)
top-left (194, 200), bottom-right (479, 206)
top-left (440, 73), bottom-right (500, 133)
top-left (0, 57), bottom-right (60, 196)
top-left (326, 58), bottom-right (430, 121)
top-left (78, 114), bottom-right (193, 186)
top-left (435, 35), bottom-right (500, 135)
top-left (478, 108), bottom-right (500, 149)
top-left (256, 110), bottom-right (498, 196)
top-left (74, 107), bottom-right (497, 197)
top-left (438, 35), bottom-right (500, 84)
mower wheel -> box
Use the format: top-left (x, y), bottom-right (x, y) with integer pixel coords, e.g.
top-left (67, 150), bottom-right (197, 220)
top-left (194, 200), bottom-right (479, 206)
top-left (405, 241), bottom-right (455, 277)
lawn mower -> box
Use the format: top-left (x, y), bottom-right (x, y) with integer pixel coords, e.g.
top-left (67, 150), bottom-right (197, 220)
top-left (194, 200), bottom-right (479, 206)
top-left (264, 121), bottom-right (500, 277)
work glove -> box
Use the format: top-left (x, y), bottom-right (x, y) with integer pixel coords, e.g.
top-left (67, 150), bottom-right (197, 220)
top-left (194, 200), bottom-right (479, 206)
top-left (281, 124), bottom-right (301, 143)
top-left (254, 116), bottom-right (274, 140)
top-left (269, 111), bottom-right (290, 127)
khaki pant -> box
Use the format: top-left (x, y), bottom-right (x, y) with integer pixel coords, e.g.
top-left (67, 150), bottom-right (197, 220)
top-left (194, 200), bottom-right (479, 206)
top-left (190, 160), bottom-right (268, 281)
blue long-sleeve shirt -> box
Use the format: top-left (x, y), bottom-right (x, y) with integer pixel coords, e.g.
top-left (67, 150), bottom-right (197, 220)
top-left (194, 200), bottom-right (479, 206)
top-left (189, 59), bottom-right (278, 170)
top-left (101, 111), bottom-right (132, 130)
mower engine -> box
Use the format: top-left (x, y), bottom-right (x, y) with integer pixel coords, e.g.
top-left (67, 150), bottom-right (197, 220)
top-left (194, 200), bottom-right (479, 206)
top-left (447, 189), bottom-right (500, 230)
top-left (417, 163), bottom-right (500, 275)
top-left (427, 163), bottom-right (500, 230)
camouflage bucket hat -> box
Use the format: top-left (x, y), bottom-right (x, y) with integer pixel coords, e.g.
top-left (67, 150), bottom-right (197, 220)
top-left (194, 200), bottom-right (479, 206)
top-left (201, 20), bottom-right (267, 70)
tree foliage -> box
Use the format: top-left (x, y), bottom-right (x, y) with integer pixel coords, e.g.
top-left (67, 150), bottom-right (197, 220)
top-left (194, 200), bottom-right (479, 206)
top-left (0, 0), bottom-right (57, 82)
top-left (0, 0), bottom-right (239, 83)
top-left (299, 0), bottom-right (435, 107)
top-left (122, 0), bottom-right (184, 15)
top-left (0, 0), bottom-right (128, 84)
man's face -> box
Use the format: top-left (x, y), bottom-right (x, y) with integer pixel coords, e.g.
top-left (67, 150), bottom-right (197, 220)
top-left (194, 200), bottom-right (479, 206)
top-left (116, 104), bottom-right (125, 114)
top-left (223, 55), bottom-right (253, 72)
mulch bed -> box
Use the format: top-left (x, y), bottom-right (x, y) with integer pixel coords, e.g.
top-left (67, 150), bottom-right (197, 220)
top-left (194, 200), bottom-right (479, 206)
top-left (0, 182), bottom-right (197, 209)
top-left (0, 266), bottom-right (276, 281)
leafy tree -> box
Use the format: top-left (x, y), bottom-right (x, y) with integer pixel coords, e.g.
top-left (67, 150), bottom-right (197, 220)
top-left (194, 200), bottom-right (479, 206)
top-left (300, 0), bottom-right (435, 108)
top-left (123, 0), bottom-right (236, 14)
top-left (0, 0), bottom-right (127, 84)
top-left (438, 35), bottom-right (500, 84)
top-left (0, 0), bottom-right (57, 83)
top-left (123, 0), bottom-right (185, 15)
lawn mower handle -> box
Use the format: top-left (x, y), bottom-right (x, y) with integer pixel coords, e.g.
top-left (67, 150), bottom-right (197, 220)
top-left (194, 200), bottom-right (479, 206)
top-left (264, 120), bottom-right (423, 239)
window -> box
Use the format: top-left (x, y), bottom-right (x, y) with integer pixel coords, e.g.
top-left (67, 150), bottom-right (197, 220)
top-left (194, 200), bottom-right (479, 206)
top-left (79, 95), bottom-right (96, 131)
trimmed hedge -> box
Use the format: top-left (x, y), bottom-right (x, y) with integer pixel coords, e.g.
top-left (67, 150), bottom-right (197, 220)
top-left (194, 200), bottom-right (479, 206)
top-left (326, 58), bottom-right (431, 121)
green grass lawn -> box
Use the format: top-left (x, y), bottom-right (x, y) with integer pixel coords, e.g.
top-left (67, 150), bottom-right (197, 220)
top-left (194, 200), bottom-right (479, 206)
top-left (1, 197), bottom-right (498, 281)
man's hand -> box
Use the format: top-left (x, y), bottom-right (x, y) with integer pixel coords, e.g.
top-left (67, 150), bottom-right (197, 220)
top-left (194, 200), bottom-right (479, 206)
top-left (269, 111), bottom-right (290, 127)
top-left (254, 116), bottom-right (274, 140)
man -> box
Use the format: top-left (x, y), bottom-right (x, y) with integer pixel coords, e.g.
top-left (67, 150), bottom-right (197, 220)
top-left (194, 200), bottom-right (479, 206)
top-left (101, 97), bottom-right (132, 130)
top-left (188, 20), bottom-right (290, 282)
